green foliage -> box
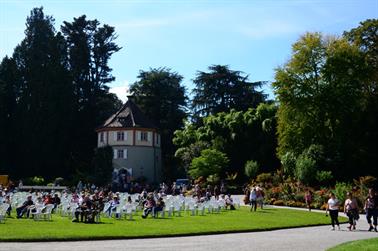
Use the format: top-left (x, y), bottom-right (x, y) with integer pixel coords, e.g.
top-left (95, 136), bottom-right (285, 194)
top-left (91, 146), bottom-right (113, 186)
top-left (256, 173), bottom-right (273, 184)
top-left (189, 149), bottom-right (229, 179)
top-left (295, 155), bottom-right (316, 185)
top-left (192, 65), bottom-right (266, 119)
top-left (174, 103), bottom-right (279, 181)
top-left (316, 171), bottom-right (333, 185)
top-left (333, 182), bottom-right (353, 204)
top-left (274, 29), bottom-right (376, 179)
top-left (130, 68), bottom-right (187, 180)
top-left (0, 7), bottom-right (121, 180)
top-left (281, 152), bottom-right (297, 177)
top-left (206, 174), bottom-right (220, 185)
top-left (244, 160), bottom-right (259, 179)
top-left (27, 176), bottom-right (45, 185)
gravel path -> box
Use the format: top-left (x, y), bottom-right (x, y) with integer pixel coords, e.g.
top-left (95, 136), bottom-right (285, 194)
top-left (1, 206), bottom-right (377, 251)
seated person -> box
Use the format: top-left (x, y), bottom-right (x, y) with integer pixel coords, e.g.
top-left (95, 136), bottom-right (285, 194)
top-left (105, 196), bottom-right (120, 217)
top-left (52, 193), bottom-right (61, 210)
top-left (16, 195), bottom-right (34, 218)
top-left (3, 195), bottom-right (11, 216)
top-left (153, 197), bottom-right (165, 217)
top-left (73, 195), bottom-right (93, 223)
top-left (225, 194), bottom-right (235, 210)
top-left (141, 194), bottom-right (156, 219)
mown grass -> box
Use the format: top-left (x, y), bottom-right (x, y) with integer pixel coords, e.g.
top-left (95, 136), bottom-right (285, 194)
top-left (0, 207), bottom-right (341, 241)
top-left (327, 237), bottom-right (378, 251)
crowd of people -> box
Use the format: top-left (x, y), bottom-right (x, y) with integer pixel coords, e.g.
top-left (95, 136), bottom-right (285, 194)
top-left (324, 188), bottom-right (378, 232)
top-left (1, 182), bottom-right (378, 232)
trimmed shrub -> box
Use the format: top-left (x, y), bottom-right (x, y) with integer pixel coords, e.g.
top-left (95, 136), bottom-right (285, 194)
top-left (273, 200), bottom-right (285, 206)
top-left (244, 160), bottom-right (259, 179)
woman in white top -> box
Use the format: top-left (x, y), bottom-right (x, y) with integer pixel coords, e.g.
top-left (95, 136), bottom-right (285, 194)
top-left (326, 192), bottom-right (340, 230)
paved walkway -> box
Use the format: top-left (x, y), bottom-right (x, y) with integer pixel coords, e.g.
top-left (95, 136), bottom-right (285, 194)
top-left (1, 207), bottom-right (377, 251)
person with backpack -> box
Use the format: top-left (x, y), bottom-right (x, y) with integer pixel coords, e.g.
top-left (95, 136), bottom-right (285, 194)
top-left (344, 192), bottom-right (359, 231)
top-left (364, 188), bottom-right (378, 232)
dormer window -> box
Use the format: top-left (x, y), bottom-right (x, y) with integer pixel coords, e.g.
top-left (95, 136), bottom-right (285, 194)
top-left (117, 131), bottom-right (125, 141)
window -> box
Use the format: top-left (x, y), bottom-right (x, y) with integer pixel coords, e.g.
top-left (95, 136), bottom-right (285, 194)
top-left (100, 132), bottom-right (104, 142)
top-left (117, 131), bottom-right (124, 141)
top-left (156, 134), bottom-right (159, 144)
top-left (140, 131), bottom-right (148, 141)
top-left (117, 149), bottom-right (124, 159)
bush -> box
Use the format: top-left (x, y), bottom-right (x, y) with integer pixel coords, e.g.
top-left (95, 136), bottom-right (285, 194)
top-left (316, 170), bottom-right (333, 185)
top-left (26, 176), bottom-right (45, 185)
top-left (244, 160), bottom-right (259, 179)
top-left (334, 182), bottom-right (352, 204)
top-left (281, 152), bottom-right (297, 177)
top-left (256, 173), bottom-right (272, 184)
top-left (273, 200), bottom-right (284, 206)
top-left (295, 155), bottom-right (316, 185)
top-left (189, 149), bottom-right (229, 179)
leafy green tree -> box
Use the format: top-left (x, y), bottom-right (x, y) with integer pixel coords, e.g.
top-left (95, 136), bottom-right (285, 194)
top-left (344, 19), bottom-right (378, 178)
top-left (62, 14), bottom-right (121, 176)
top-left (273, 32), bottom-right (370, 179)
top-left (130, 68), bottom-right (188, 180)
top-left (10, 7), bottom-right (75, 178)
top-left (174, 103), bottom-right (279, 180)
top-left (192, 65), bottom-right (266, 120)
top-left (91, 146), bottom-right (113, 186)
top-left (0, 57), bottom-right (19, 175)
top-left (244, 160), bottom-right (259, 179)
top-left (295, 155), bottom-right (316, 185)
top-left (189, 149), bottom-right (229, 179)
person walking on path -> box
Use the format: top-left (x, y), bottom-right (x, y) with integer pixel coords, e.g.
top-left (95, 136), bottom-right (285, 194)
top-left (249, 187), bottom-right (257, 212)
top-left (344, 192), bottom-right (359, 231)
top-left (304, 190), bottom-right (313, 212)
top-left (364, 188), bottom-right (378, 232)
top-left (326, 192), bottom-right (340, 231)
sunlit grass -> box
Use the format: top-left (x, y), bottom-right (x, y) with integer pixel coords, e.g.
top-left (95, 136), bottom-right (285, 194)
top-left (327, 237), bottom-right (378, 251)
top-left (0, 206), bottom-right (342, 241)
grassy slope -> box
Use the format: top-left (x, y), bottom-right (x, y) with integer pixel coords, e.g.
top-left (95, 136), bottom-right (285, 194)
top-left (327, 237), bottom-right (378, 251)
top-left (0, 207), bottom-right (341, 241)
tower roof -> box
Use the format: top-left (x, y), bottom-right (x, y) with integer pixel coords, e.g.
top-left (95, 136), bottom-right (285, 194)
top-left (97, 99), bottom-right (157, 130)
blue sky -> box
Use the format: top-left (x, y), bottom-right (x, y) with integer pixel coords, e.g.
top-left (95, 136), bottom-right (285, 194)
top-left (1, 0), bottom-right (377, 101)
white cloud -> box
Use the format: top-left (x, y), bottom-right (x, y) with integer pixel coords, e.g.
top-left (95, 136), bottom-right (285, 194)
top-left (109, 80), bottom-right (130, 103)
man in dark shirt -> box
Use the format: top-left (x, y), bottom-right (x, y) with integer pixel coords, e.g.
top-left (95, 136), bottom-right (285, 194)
top-left (16, 195), bottom-right (34, 218)
top-left (73, 196), bottom-right (93, 223)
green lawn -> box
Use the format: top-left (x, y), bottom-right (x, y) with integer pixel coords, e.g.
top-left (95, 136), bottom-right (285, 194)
top-left (0, 207), bottom-right (341, 241)
top-left (327, 237), bottom-right (378, 251)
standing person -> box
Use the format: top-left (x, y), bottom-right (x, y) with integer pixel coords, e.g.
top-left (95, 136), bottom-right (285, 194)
top-left (243, 185), bottom-right (250, 205)
top-left (214, 185), bottom-right (220, 200)
top-left (344, 192), bottom-right (359, 231)
top-left (364, 188), bottom-right (378, 232)
top-left (326, 192), bottom-right (340, 231)
top-left (249, 188), bottom-right (257, 212)
top-left (256, 185), bottom-right (264, 209)
top-left (304, 190), bottom-right (313, 211)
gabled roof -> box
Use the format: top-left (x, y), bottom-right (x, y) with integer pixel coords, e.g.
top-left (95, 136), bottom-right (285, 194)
top-left (97, 99), bottom-right (157, 130)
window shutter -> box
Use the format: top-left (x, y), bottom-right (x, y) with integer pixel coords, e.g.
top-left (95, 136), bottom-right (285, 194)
top-left (125, 131), bottom-right (127, 141)
top-left (113, 149), bottom-right (117, 159)
top-left (114, 132), bottom-right (117, 141)
top-left (123, 149), bottom-right (128, 159)
top-left (137, 131), bottom-right (141, 141)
